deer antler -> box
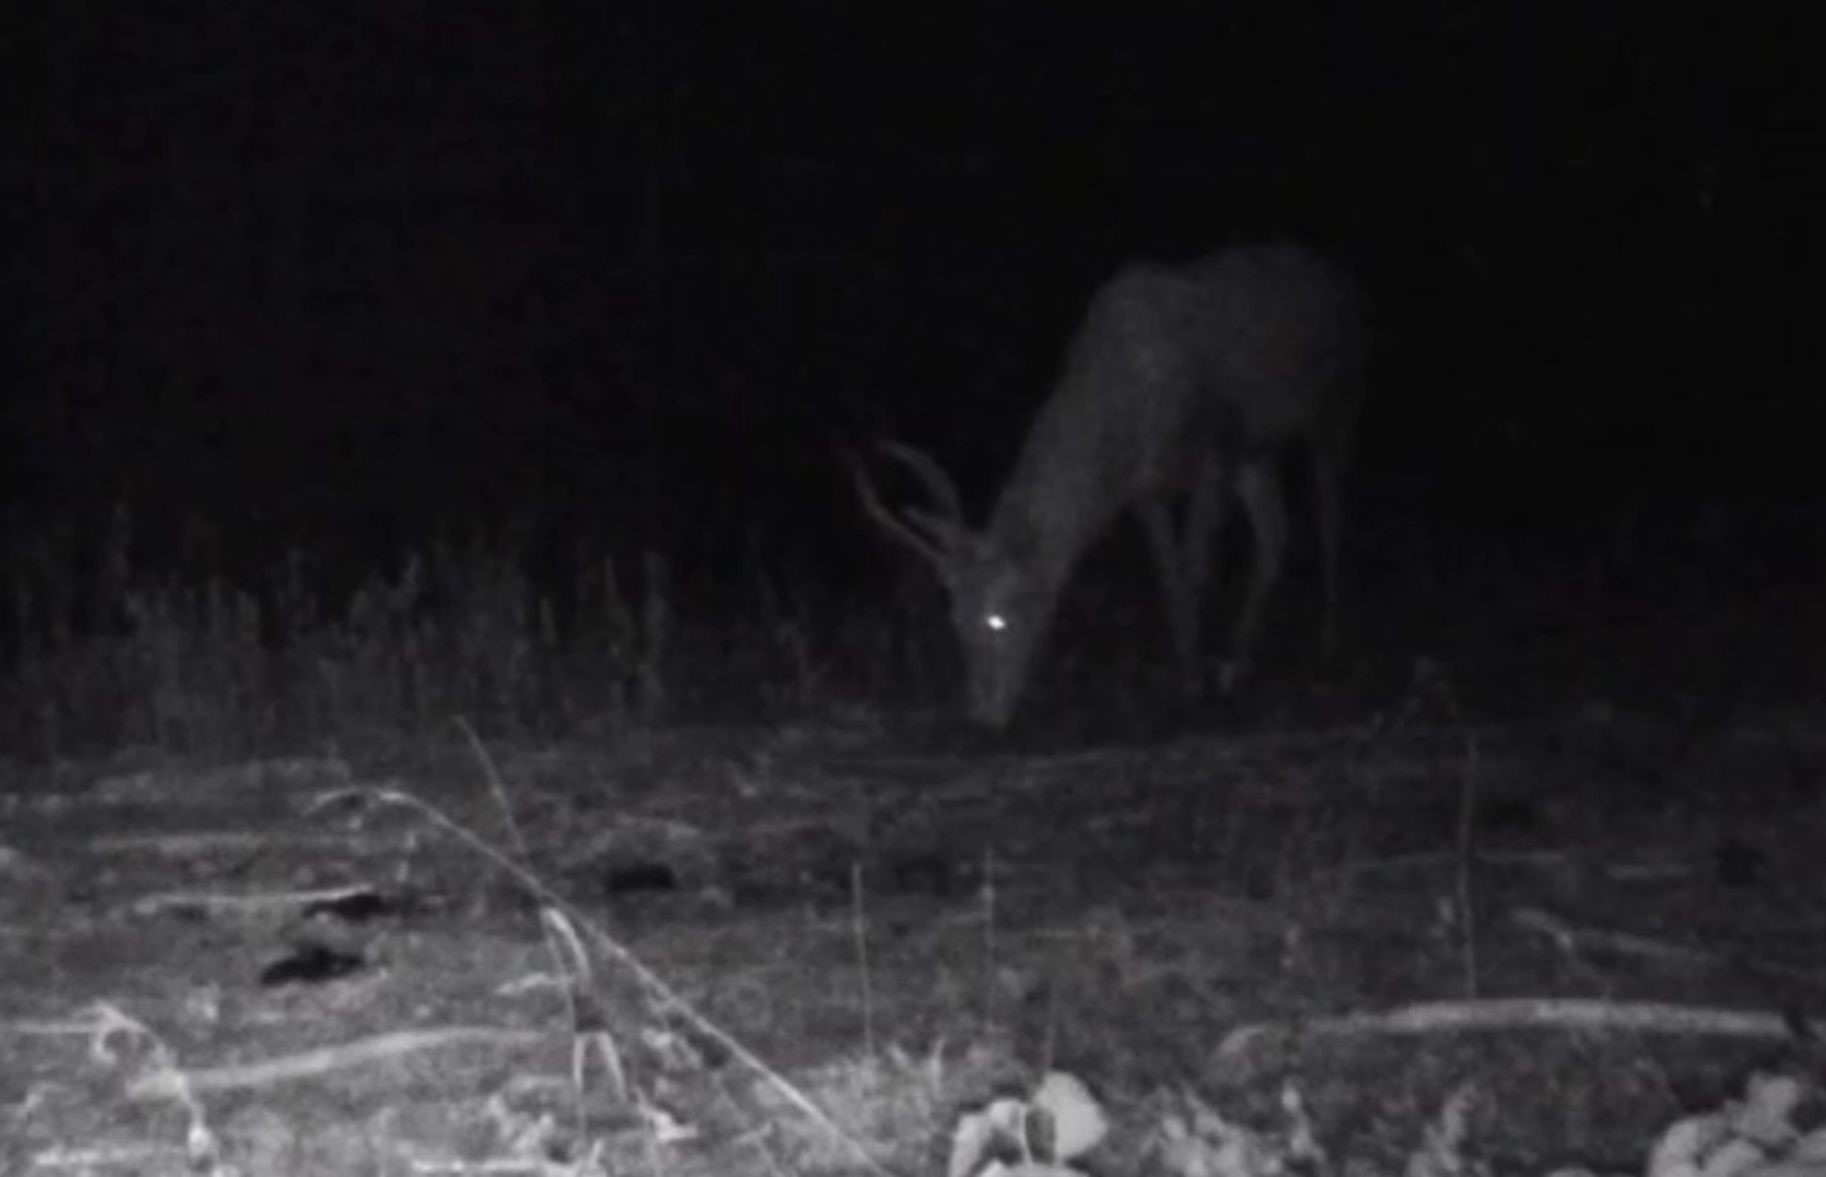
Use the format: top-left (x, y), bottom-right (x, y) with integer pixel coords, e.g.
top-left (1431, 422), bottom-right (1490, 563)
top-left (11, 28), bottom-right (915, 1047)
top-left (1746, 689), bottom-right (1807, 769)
top-left (875, 441), bottom-right (965, 525)
top-left (847, 440), bottom-right (972, 569)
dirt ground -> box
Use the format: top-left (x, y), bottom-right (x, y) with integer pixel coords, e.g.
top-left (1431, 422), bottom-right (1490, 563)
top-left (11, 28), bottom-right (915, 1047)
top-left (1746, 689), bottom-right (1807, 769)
top-left (4, 582), bottom-right (1825, 1176)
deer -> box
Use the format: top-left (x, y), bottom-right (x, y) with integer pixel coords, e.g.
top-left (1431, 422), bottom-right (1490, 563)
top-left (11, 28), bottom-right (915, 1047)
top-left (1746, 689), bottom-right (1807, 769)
top-left (851, 243), bottom-right (1369, 729)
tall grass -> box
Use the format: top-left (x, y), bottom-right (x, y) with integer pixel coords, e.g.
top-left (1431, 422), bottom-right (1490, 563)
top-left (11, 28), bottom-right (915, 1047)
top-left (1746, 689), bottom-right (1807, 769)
top-left (0, 506), bottom-right (929, 762)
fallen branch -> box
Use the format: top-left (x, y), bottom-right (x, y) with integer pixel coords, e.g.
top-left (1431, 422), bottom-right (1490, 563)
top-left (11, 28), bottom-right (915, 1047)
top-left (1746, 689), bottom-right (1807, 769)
top-left (1512, 907), bottom-right (1826, 990)
top-left (125, 1026), bottom-right (544, 1099)
top-left (1216, 999), bottom-right (1793, 1066)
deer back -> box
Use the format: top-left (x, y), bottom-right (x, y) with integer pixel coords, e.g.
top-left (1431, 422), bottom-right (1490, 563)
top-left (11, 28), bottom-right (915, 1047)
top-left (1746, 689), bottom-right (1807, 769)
top-left (990, 244), bottom-right (1365, 568)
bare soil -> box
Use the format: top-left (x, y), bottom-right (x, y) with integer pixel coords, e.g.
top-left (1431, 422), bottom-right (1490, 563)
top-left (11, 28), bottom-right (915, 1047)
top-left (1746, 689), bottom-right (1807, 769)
top-left (4, 584), bottom-right (1825, 1175)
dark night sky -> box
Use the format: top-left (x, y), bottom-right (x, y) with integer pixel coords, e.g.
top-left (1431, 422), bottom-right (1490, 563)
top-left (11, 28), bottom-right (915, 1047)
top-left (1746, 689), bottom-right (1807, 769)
top-left (5, 4), bottom-right (1821, 593)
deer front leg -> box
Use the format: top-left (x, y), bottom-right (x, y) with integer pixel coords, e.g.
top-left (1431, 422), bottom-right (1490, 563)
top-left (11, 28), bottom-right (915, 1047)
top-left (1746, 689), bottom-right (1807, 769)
top-left (1138, 466), bottom-right (1225, 699)
top-left (1225, 458), bottom-right (1289, 691)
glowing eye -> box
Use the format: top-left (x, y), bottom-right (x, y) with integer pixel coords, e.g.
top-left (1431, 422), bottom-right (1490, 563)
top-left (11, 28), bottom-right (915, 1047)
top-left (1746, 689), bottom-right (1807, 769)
top-left (984, 613), bottom-right (1008, 633)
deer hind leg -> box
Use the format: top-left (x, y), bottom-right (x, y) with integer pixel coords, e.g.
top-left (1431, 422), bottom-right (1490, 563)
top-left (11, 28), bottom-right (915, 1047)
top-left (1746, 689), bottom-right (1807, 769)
top-left (1225, 458), bottom-right (1289, 690)
top-left (1138, 464), bottom-right (1226, 698)
top-left (1311, 447), bottom-right (1344, 662)
top-left (1309, 413), bottom-right (1357, 663)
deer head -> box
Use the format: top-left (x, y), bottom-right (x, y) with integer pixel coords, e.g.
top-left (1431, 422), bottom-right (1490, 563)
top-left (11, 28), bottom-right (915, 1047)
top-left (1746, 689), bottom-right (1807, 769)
top-left (849, 441), bottom-right (1065, 726)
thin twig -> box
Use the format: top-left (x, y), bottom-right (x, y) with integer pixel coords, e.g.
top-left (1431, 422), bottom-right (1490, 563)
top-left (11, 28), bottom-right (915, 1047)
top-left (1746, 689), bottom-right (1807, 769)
top-left (852, 860), bottom-right (877, 1058)
top-left (323, 780), bottom-right (895, 1177)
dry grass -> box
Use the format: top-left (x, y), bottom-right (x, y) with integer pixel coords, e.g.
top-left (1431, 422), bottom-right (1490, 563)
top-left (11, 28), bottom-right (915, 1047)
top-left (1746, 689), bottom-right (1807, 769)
top-left (3, 511), bottom-right (1826, 1174)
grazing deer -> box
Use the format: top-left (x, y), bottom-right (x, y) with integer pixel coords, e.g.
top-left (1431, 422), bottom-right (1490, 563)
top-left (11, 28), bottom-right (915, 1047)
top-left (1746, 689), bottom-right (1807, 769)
top-left (852, 244), bottom-right (1368, 728)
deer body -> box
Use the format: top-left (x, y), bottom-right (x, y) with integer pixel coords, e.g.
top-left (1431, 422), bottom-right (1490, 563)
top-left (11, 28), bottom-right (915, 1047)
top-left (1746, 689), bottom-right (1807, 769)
top-left (854, 244), bottom-right (1367, 728)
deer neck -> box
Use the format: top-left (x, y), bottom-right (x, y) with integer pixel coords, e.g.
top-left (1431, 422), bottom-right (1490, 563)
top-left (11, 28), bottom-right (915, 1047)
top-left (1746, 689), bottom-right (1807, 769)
top-left (986, 413), bottom-right (1131, 591)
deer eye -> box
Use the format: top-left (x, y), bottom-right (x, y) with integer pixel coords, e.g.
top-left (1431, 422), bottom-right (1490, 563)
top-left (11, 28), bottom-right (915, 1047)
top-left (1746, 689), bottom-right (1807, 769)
top-left (984, 612), bottom-right (1009, 633)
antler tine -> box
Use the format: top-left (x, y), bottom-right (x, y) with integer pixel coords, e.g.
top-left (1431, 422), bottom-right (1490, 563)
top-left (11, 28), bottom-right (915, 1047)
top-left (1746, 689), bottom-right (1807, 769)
top-left (876, 440), bottom-right (967, 528)
top-left (846, 445), bottom-right (961, 568)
